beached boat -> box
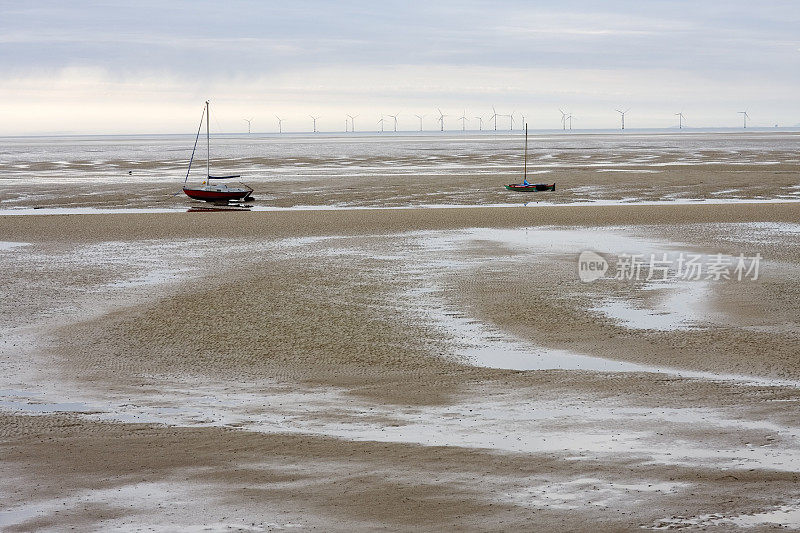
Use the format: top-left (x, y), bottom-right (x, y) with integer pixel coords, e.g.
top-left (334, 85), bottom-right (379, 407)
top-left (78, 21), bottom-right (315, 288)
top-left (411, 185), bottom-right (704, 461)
top-left (505, 124), bottom-right (555, 192)
top-left (505, 182), bottom-right (555, 191)
top-left (183, 101), bottom-right (253, 203)
top-left (183, 182), bottom-right (253, 202)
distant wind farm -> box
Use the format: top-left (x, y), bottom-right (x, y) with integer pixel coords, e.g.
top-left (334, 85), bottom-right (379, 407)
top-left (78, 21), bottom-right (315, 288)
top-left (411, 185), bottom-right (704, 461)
top-left (227, 106), bottom-right (770, 134)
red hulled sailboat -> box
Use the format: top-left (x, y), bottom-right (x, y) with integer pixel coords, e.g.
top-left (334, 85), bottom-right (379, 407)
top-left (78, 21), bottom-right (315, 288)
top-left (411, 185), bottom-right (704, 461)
top-left (183, 101), bottom-right (253, 203)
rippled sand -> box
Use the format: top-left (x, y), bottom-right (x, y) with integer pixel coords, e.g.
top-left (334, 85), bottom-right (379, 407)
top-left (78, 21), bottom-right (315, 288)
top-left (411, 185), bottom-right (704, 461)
top-left (1, 132), bottom-right (799, 530)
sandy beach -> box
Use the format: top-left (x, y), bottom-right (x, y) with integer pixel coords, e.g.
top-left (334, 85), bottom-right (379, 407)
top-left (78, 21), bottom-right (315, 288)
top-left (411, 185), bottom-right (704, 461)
top-left (1, 133), bottom-right (800, 531)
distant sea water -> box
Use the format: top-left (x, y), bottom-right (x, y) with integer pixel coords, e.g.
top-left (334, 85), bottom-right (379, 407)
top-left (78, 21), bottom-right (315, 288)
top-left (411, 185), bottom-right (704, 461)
top-left (1, 128), bottom-right (798, 171)
top-left (0, 129), bottom-right (798, 211)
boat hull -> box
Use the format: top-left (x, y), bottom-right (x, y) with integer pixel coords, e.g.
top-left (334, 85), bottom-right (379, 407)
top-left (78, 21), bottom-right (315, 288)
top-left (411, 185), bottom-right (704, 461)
top-left (505, 183), bottom-right (555, 192)
top-left (183, 186), bottom-right (253, 202)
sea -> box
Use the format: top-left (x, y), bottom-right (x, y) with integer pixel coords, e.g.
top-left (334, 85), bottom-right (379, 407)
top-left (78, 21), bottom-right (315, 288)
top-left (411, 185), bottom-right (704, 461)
top-left (0, 128), bottom-right (798, 212)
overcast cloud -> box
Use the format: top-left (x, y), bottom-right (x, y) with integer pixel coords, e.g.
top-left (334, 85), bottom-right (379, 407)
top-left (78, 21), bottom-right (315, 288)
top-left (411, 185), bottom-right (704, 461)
top-left (1, 1), bottom-right (798, 134)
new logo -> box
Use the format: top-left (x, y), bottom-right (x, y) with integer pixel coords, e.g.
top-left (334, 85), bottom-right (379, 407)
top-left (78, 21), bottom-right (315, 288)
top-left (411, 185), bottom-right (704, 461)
top-left (578, 251), bottom-right (608, 282)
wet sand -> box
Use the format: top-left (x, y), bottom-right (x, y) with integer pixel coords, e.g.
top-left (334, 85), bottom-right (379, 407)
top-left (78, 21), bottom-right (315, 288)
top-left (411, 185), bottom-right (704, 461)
top-left (1, 133), bottom-right (800, 530)
top-left (2, 201), bottom-right (800, 531)
top-left (2, 408), bottom-right (798, 532)
top-left (0, 201), bottom-right (797, 242)
top-left (2, 132), bottom-right (800, 210)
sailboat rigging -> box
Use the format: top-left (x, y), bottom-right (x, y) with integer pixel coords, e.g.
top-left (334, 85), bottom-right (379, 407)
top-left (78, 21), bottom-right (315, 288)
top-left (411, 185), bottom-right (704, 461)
top-left (505, 124), bottom-right (555, 192)
top-left (183, 101), bottom-right (253, 202)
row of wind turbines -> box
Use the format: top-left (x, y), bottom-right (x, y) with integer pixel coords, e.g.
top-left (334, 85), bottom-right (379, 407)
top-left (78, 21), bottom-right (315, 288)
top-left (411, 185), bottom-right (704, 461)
top-left (260, 109), bottom-right (755, 134)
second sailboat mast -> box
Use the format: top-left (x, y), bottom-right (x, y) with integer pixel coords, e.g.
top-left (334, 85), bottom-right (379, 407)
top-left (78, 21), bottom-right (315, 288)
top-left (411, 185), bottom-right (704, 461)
top-left (206, 100), bottom-right (210, 180)
top-left (524, 123), bottom-right (527, 180)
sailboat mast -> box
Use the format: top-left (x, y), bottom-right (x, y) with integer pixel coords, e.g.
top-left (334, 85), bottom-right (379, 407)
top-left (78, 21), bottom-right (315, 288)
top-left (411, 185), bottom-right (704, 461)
top-left (206, 100), bottom-right (210, 181)
top-left (524, 123), bottom-right (528, 180)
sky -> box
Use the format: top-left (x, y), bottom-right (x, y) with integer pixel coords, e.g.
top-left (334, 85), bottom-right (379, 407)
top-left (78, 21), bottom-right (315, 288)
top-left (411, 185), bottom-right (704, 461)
top-left (1, 0), bottom-right (798, 134)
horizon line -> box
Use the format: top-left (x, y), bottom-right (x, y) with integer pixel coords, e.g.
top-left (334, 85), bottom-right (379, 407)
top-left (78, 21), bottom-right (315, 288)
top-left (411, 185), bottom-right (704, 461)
top-left (2, 125), bottom-right (799, 139)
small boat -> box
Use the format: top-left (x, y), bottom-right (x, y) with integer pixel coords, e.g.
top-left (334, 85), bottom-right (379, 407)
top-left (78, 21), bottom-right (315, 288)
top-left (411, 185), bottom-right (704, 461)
top-left (182, 101), bottom-right (253, 203)
top-left (505, 182), bottom-right (555, 191)
top-left (505, 124), bottom-right (555, 192)
top-left (183, 182), bottom-right (253, 202)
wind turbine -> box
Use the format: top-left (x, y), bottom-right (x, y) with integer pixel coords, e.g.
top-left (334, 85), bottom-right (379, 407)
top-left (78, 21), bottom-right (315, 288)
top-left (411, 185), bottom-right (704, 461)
top-left (615, 108), bottom-right (630, 130)
top-left (347, 114), bottom-right (358, 132)
top-left (489, 106), bottom-right (498, 131)
top-left (474, 116), bottom-right (483, 131)
top-left (507, 112), bottom-right (515, 131)
top-left (567, 114), bottom-right (574, 130)
top-left (414, 114), bottom-right (425, 131)
top-left (437, 108), bottom-right (448, 132)
top-left (275, 115), bottom-right (284, 134)
top-left (559, 109), bottom-right (568, 130)
top-left (243, 118), bottom-right (253, 134)
top-left (738, 111), bottom-right (749, 128)
top-left (377, 115), bottom-right (385, 133)
top-left (675, 112), bottom-right (685, 129)
top-left (388, 112), bottom-right (399, 132)
top-left (458, 109), bottom-right (467, 132)
top-left (310, 115), bottom-right (320, 133)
